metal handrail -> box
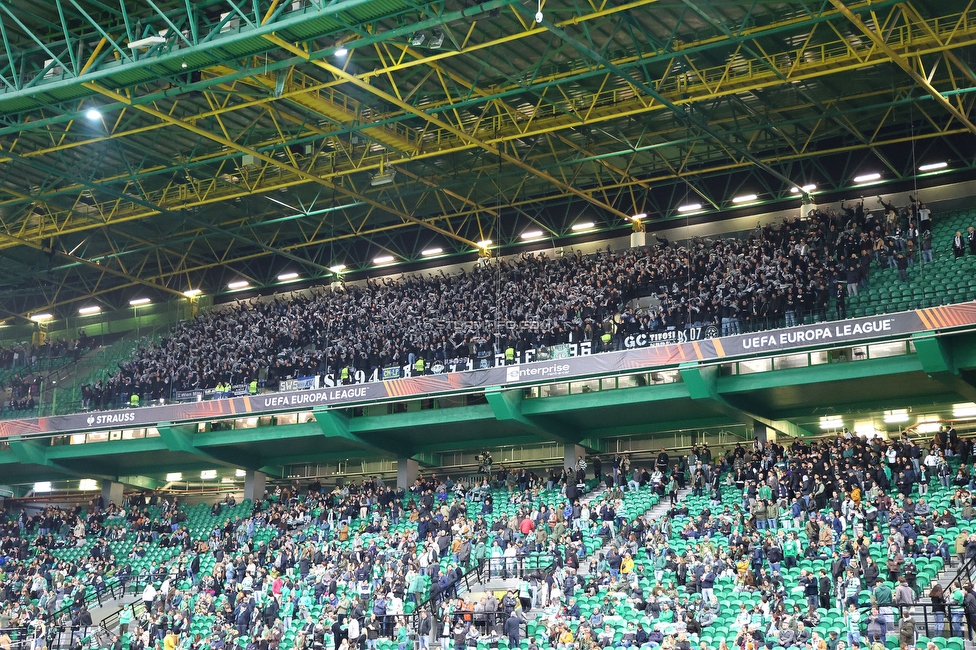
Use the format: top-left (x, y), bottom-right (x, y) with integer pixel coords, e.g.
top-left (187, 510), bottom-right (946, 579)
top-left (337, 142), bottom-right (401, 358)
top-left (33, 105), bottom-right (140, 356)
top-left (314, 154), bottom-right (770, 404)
top-left (944, 553), bottom-right (976, 595)
top-left (96, 578), bottom-right (158, 636)
top-left (856, 601), bottom-right (969, 641)
top-left (49, 577), bottom-right (125, 623)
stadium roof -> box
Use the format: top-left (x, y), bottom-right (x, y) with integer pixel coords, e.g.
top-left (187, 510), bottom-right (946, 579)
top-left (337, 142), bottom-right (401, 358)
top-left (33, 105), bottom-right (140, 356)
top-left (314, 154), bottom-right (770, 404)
top-left (0, 0), bottom-right (974, 320)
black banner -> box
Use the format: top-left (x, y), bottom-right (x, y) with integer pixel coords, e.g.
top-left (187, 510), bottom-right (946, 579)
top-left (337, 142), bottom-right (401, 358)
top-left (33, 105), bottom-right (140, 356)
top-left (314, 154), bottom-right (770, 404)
top-left (623, 325), bottom-right (719, 349)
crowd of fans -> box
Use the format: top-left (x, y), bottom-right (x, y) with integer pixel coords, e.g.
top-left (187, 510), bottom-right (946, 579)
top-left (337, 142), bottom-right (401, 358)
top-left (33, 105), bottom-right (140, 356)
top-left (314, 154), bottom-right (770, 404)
top-left (4, 426), bottom-right (976, 650)
top-left (81, 195), bottom-right (943, 408)
top-left (0, 338), bottom-right (88, 373)
top-left (0, 335), bottom-right (91, 417)
top-left (2, 378), bottom-right (39, 416)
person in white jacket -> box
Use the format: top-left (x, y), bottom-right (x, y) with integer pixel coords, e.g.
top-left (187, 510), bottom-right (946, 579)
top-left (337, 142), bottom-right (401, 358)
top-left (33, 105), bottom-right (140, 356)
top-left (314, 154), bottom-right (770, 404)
top-left (142, 582), bottom-right (157, 610)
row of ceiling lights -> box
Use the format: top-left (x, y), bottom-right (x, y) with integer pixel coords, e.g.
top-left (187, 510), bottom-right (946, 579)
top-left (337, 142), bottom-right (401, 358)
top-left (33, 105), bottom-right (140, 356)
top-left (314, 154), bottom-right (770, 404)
top-left (245, 224), bottom-right (595, 284)
top-left (30, 297), bottom-right (154, 321)
top-left (820, 402), bottom-right (976, 434)
top-left (27, 229), bottom-right (582, 320)
top-left (77, 88), bottom-right (951, 190)
top-left (191, 228), bottom-right (603, 297)
top-left (672, 162), bottom-right (950, 214)
top-left (33, 468), bottom-right (248, 493)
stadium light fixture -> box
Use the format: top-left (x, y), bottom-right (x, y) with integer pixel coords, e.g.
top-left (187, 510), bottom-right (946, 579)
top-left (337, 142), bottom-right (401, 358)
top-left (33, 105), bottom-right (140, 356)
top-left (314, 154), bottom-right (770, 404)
top-left (236, 469), bottom-right (247, 477)
top-left (78, 305), bottom-right (101, 316)
top-left (410, 32), bottom-right (426, 46)
top-left (374, 255), bottom-right (395, 265)
top-left (30, 313), bottom-right (53, 322)
top-left (85, 108), bottom-right (101, 120)
top-left (277, 272), bottom-right (299, 282)
top-left (33, 482), bottom-right (52, 493)
top-left (854, 422), bottom-right (879, 437)
top-left (883, 409), bottom-right (909, 423)
top-left (677, 203), bottom-right (702, 213)
top-left (916, 421), bottom-right (942, 434)
top-left (790, 184), bottom-right (817, 194)
top-left (477, 239), bottom-right (493, 248)
top-left (819, 416), bottom-right (843, 429)
top-left (521, 230), bottom-right (545, 240)
top-left (919, 162), bottom-right (948, 172)
top-left (370, 167), bottom-right (396, 186)
top-left (571, 222), bottom-right (595, 232)
top-left (221, 477), bottom-right (235, 484)
top-left (329, 264), bottom-right (346, 273)
top-left (631, 213), bottom-right (647, 221)
top-left (200, 470), bottom-right (217, 480)
top-left (79, 479), bottom-right (98, 491)
top-left (183, 288), bottom-right (202, 298)
top-left (129, 298), bottom-right (151, 306)
top-left (334, 45), bottom-right (348, 57)
top-left (421, 247), bottom-right (443, 256)
top-left (227, 280), bottom-right (250, 290)
top-left (732, 194), bottom-right (758, 204)
top-left (854, 172), bottom-right (881, 184)
top-left (429, 30), bottom-right (444, 49)
top-left (953, 402), bottom-right (976, 418)
top-left (127, 35), bottom-right (166, 49)
top-left (165, 472), bottom-right (183, 482)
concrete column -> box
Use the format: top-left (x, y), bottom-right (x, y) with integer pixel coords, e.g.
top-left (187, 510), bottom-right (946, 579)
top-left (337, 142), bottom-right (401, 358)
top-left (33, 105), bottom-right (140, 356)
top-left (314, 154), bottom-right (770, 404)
top-left (754, 423), bottom-right (776, 445)
top-left (243, 470), bottom-right (266, 503)
top-left (563, 444), bottom-right (585, 471)
top-left (101, 481), bottom-right (123, 507)
top-left (397, 458), bottom-right (419, 490)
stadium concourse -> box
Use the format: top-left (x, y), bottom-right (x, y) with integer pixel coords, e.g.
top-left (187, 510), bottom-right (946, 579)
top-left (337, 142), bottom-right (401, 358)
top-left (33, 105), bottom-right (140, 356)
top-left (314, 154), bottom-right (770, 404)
top-left (3, 436), bottom-right (976, 650)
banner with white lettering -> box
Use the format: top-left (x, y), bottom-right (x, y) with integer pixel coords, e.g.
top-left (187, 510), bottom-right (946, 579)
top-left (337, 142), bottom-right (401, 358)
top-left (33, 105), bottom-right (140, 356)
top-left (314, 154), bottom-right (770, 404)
top-left (623, 325), bottom-right (719, 349)
top-left (720, 316), bottom-right (912, 356)
top-left (280, 376), bottom-right (319, 392)
top-left (2, 302), bottom-right (974, 437)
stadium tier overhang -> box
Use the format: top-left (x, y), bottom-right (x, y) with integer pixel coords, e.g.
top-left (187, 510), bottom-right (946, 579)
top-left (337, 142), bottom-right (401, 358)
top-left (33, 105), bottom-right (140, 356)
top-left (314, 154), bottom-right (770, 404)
top-left (0, 0), bottom-right (976, 319)
top-left (6, 325), bottom-right (976, 487)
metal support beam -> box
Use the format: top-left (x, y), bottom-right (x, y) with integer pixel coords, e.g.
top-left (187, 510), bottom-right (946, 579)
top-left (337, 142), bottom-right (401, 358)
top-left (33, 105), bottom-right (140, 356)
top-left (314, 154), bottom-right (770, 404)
top-left (82, 82), bottom-right (483, 251)
top-left (0, 146), bottom-right (338, 282)
top-left (829, 0), bottom-right (976, 136)
top-left (264, 34), bottom-right (635, 223)
top-left (527, 8), bottom-right (802, 196)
